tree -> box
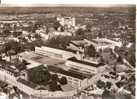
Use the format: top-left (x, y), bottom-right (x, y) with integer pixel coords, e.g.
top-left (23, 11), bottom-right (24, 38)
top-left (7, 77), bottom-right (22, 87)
top-left (57, 84), bottom-right (62, 91)
top-left (25, 42), bottom-right (35, 51)
top-left (97, 80), bottom-right (105, 89)
top-left (86, 24), bottom-right (92, 32)
top-left (32, 39), bottom-right (43, 47)
top-left (3, 42), bottom-right (11, 55)
top-left (49, 80), bottom-right (58, 91)
top-left (98, 32), bottom-right (103, 38)
top-left (8, 49), bottom-right (16, 61)
top-left (28, 66), bottom-right (51, 85)
top-left (3, 40), bottom-right (23, 55)
top-left (102, 88), bottom-right (116, 99)
top-left (117, 55), bottom-right (123, 64)
top-left (53, 21), bottom-right (61, 30)
top-left (75, 28), bottom-right (85, 36)
top-left (126, 44), bottom-right (135, 67)
top-left (51, 74), bottom-right (59, 82)
top-left (45, 36), bottom-right (72, 49)
top-left (115, 44), bottom-right (135, 67)
top-left (12, 42), bottom-right (23, 54)
top-left (34, 33), bottom-right (41, 40)
top-left (13, 31), bottom-right (22, 37)
top-left (22, 60), bottom-right (29, 65)
top-left (3, 29), bottom-right (10, 36)
top-left (16, 62), bottom-right (27, 71)
top-left (49, 74), bottom-right (64, 91)
top-left (59, 76), bottom-right (67, 85)
top-left (84, 45), bottom-right (96, 57)
top-left (0, 55), bottom-right (2, 61)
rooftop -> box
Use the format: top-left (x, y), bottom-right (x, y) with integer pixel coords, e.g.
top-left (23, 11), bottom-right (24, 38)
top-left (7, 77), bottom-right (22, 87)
top-left (32, 56), bottom-right (64, 65)
top-left (36, 46), bottom-right (73, 55)
top-left (47, 65), bottom-right (87, 80)
top-left (92, 38), bottom-right (122, 46)
top-left (0, 64), bottom-right (19, 76)
top-left (68, 57), bottom-right (104, 68)
top-left (17, 78), bottom-right (37, 89)
top-left (19, 51), bottom-right (65, 66)
top-left (61, 84), bottom-right (75, 92)
top-left (70, 40), bottom-right (87, 47)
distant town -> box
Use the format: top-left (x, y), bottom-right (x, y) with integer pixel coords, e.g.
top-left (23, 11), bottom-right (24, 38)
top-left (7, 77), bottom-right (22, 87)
top-left (0, 5), bottom-right (135, 99)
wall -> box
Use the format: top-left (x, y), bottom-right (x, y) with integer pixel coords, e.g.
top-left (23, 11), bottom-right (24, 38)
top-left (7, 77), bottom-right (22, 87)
top-left (0, 68), bottom-right (17, 86)
top-left (50, 71), bottom-right (82, 88)
top-left (35, 46), bottom-right (75, 60)
top-left (65, 60), bottom-right (97, 74)
top-left (0, 68), bottom-right (77, 98)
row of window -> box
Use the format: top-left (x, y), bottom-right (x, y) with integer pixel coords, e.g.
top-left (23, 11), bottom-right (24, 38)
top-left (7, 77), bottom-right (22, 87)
top-left (0, 68), bottom-right (15, 76)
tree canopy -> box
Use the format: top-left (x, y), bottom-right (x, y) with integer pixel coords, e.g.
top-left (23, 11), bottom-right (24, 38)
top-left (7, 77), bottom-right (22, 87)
top-left (28, 66), bottom-right (51, 86)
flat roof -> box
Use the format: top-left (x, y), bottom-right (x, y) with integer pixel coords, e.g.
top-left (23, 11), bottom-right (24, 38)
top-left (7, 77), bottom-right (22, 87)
top-left (47, 65), bottom-right (87, 80)
top-left (37, 46), bottom-right (73, 55)
top-left (68, 57), bottom-right (104, 67)
top-left (70, 40), bottom-right (87, 47)
top-left (0, 64), bottom-right (19, 76)
top-left (20, 52), bottom-right (65, 66)
top-left (57, 48), bottom-right (77, 53)
top-left (92, 38), bottom-right (121, 46)
top-left (32, 56), bottom-right (65, 65)
top-left (61, 84), bottom-right (75, 92)
top-left (17, 78), bottom-right (37, 89)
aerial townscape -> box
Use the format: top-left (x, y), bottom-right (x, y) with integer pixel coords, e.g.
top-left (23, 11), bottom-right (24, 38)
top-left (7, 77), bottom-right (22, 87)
top-left (0, 5), bottom-right (136, 99)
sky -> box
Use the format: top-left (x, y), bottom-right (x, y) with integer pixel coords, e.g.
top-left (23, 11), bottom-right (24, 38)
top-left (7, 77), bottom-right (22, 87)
top-left (1, 0), bottom-right (136, 6)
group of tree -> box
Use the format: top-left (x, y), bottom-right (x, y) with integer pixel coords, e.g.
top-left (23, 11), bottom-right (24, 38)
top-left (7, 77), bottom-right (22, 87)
top-left (84, 44), bottom-right (97, 57)
top-left (45, 36), bottom-right (72, 49)
top-left (49, 74), bottom-right (67, 91)
top-left (114, 44), bottom-right (135, 67)
top-left (0, 40), bottom-right (24, 61)
top-left (28, 66), bottom-right (67, 91)
top-left (53, 21), bottom-right (61, 30)
top-left (28, 66), bottom-right (51, 86)
top-left (15, 60), bottom-right (28, 71)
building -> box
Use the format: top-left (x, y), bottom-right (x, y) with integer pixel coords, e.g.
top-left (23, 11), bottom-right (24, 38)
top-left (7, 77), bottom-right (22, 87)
top-left (0, 62), bottom-right (77, 98)
top-left (0, 48), bottom-right (104, 98)
top-left (67, 39), bottom-right (98, 60)
top-left (35, 46), bottom-right (75, 60)
top-left (27, 65), bottom-right (88, 88)
top-left (19, 47), bottom-right (102, 88)
top-left (57, 16), bottom-right (76, 28)
top-left (52, 31), bottom-right (72, 36)
top-left (67, 40), bottom-right (86, 53)
top-left (84, 38), bottom-right (122, 51)
top-left (47, 65), bottom-right (89, 88)
top-left (0, 92), bottom-right (9, 99)
top-left (65, 57), bottom-right (103, 74)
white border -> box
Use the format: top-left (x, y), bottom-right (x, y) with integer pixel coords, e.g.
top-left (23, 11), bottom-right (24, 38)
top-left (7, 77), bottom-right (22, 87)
top-left (1, 0), bottom-right (136, 5)
top-left (0, 0), bottom-right (137, 98)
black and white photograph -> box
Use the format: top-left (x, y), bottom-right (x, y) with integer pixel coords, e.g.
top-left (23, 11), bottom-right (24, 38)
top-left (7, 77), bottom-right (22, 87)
top-left (0, 4), bottom-right (136, 99)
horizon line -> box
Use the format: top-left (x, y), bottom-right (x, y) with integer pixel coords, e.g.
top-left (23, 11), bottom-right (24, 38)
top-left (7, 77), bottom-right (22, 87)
top-left (0, 4), bottom-right (135, 7)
